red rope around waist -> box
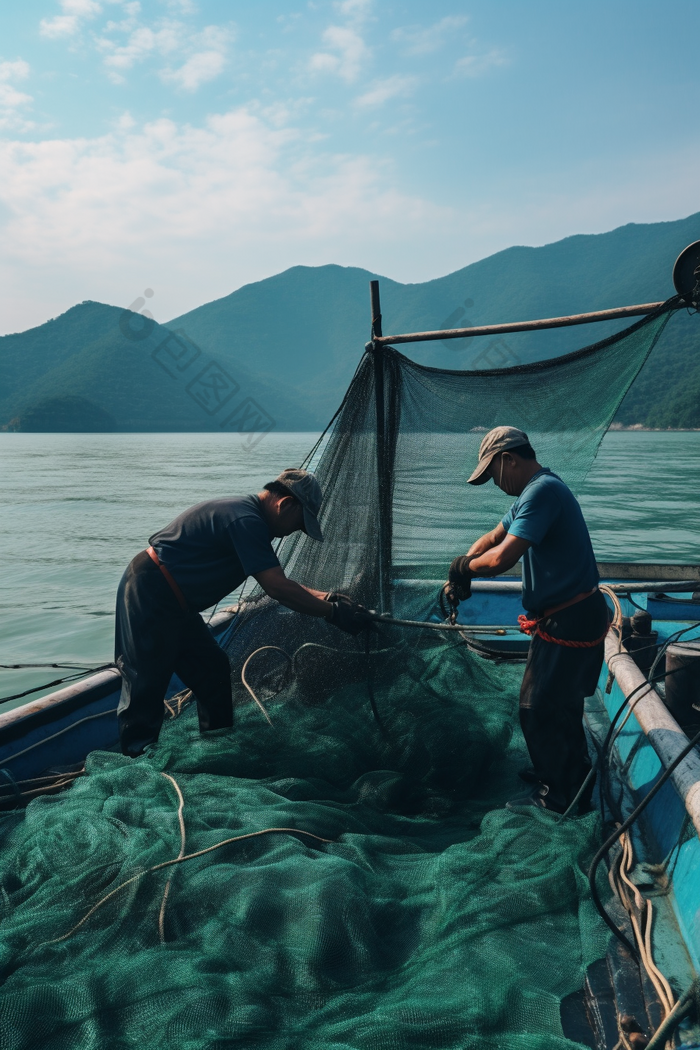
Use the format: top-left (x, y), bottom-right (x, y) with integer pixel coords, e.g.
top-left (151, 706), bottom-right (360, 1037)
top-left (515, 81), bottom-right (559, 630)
top-left (517, 588), bottom-right (608, 648)
top-left (518, 615), bottom-right (609, 648)
top-left (146, 546), bottom-right (189, 611)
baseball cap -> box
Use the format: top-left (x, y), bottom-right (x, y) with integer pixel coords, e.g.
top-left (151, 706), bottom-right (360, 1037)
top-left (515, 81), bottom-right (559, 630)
top-left (467, 426), bottom-right (530, 485)
top-left (275, 468), bottom-right (324, 541)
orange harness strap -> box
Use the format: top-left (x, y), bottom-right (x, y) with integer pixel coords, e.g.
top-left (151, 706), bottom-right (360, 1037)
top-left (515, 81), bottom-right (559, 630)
top-left (518, 587), bottom-right (608, 648)
top-left (146, 546), bottom-right (189, 611)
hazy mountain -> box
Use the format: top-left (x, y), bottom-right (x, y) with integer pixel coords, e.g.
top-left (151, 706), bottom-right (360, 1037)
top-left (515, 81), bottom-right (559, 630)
top-left (0, 303), bottom-right (325, 432)
top-left (168, 211), bottom-right (700, 426)
top-left (2, 212), bottom-right (699, 431)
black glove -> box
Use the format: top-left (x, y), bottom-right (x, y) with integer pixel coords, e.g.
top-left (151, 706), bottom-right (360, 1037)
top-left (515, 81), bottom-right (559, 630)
top-left (442, 555), bottom-right (475, 624)
top-left (325, 591), bottom-right (353, 604)
top-left (448, 555), bottom-right (474, 602)
top-left (329, 599), bottom-right (374, 635)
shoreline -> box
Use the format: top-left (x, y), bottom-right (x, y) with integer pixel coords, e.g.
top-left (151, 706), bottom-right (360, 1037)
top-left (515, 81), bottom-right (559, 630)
top-left (1, 426), bottom-right (700, 435)
top-left (608, 424), bottom-right (700, 432)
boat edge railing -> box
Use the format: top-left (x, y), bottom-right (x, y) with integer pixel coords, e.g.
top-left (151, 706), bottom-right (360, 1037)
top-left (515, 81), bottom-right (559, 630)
top-left (604, 633), bottom-right (700, 838)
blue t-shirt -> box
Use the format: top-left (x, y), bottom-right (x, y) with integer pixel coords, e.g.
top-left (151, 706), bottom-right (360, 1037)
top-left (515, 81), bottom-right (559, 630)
top-left (150, 495), bottom-right (280, 611)
top-left (501, 469), bottom-right (598, 613)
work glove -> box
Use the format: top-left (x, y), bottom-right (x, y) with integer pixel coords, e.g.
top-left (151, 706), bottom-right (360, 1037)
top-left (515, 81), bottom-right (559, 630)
top-left (329, 599), bottom-right (374, 635)
top-left (442, 555), bottom-right (475, 622)
top-left (447, 555), bottom-right (475, 603)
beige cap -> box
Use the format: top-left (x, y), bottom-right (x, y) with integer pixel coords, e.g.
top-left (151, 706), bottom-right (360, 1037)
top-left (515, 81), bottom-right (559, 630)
top-left (275, 468), bottom-right (324, 541)
top-left (467, 426), bottom-right (530, 485)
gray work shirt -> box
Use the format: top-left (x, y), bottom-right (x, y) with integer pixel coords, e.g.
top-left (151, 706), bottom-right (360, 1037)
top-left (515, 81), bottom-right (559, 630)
top-left (150, 495), bottom-right (280, 611)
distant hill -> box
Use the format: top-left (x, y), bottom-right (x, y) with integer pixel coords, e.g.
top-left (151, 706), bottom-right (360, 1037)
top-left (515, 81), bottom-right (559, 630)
top-left (0, 303), bottom-right (325, 433)
top-left (2, 212), bottom-right (699, 431)
top-left (168, 211), bottom-right (700, 427)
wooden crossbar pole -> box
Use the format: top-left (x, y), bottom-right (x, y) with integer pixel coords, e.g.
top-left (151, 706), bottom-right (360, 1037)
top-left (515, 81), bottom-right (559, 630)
top-left (373, 301), bottom-right (677, 346)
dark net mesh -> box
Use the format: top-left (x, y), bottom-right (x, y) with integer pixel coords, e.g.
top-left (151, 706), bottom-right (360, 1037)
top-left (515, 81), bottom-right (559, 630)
top-left (0, 306), bottom-right (674, 1048)
top-left (280, 306), bottom-right (671, 602)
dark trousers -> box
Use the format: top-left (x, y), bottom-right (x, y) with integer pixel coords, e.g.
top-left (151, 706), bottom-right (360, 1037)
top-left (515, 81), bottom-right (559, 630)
top-left (519, 590), bottom-right (608, 811)
top-left (115, 551), bottom-right (233, 757)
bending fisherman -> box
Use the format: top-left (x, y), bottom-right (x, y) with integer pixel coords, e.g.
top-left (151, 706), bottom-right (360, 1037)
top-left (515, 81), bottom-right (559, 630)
top-left (449, 427), bottom-right (608, 814)
top-left (115, 468), bottom-right (371, 757)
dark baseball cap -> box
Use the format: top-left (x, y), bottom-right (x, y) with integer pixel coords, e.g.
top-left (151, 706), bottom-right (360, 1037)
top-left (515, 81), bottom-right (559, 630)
top-left (275, 469), bottom-right (324, 541)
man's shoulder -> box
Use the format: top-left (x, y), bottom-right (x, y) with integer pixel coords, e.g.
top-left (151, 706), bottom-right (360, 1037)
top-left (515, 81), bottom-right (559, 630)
top-left (186, 495), bottom-right (265, 524)
top-left (520, 470), bottom-right (568, 503)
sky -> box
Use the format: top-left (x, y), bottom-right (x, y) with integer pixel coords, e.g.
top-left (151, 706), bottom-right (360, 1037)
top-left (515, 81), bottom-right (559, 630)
top-left (0, 0), bottom-right (698, 334)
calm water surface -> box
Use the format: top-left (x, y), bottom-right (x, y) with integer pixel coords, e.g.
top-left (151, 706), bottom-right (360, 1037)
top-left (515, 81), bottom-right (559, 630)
top-left (1, 431), bottom-right (699, 703)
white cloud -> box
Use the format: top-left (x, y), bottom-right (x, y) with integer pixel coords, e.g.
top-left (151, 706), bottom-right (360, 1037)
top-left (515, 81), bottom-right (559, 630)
top-left (40, 15), bottom-right (81, 37)
top-left (99, 23), bottom-right (181, 75)
top-left (64, 0), bottom-right (102, 12)
top-left (161, 49), bottom-right (226, 91)
top-left (159, 25), bottom-right (231, 90)
top-left (309, 25), bottom-right (369, 83)
top-left (40, 3), bottom-right (230, 90)
top-left (0, 59), bottom-right (31, 86)
top-left (355, 75), bottom-right (418, 108)
top-left (453, 49), bottom-right (508, 78)
top-left (165, 0), bottom-right (197, 12)
top-left (114, 110), bottom-right (135, 130)
top-left (0, 60), bottom-right (33, 131)
top-left (334, 0), bottom-right (372, 22)
top-left (391, 16), bottom-right (469, 56)
top-left (40, 0), bottom-right (102, 38)
top-left (0, 106), bottom-right (450, 330)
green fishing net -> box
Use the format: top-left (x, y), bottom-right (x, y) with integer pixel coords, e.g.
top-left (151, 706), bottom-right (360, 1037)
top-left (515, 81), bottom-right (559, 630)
top-left (0, 635), bottom-right (608, 1049)
top-left (280, 306), bottom-right (671, 604)
top-left (0, 306), bottom-right (676, 1048)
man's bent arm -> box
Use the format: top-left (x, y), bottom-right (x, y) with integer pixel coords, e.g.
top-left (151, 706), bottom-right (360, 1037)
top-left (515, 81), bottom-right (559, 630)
top-left (468, 534), bottom-right (530, 576)
top-left (467, 522), bottom-right (508, 557)
top-left (254, 567), bottom-right (333, 619)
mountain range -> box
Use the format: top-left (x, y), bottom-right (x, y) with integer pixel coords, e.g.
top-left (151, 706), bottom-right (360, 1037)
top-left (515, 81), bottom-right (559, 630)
top-left (2, 211), bottom-right (699, 432)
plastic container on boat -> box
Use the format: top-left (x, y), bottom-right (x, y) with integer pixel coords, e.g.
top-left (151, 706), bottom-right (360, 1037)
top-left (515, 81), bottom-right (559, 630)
top-left (664, 640), bottom-right (700, 734)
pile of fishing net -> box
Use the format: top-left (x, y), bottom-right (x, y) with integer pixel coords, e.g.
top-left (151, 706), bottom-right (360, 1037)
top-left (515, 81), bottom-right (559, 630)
top-left (0, 630), bottom-right (608, 1049)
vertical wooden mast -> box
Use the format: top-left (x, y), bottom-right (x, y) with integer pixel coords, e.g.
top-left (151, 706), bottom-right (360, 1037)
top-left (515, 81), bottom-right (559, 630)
top-left (369, 280), bottom-right (392, 612)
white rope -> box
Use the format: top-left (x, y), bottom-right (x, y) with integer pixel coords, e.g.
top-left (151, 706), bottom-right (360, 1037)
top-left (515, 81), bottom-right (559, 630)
top-left (40, 823), bottom-right (334, 948)
top-left (158, 773), bottom-right (186, 943)
top-left (612, 831), bottom-right (676, 1023)
top-left (240, 646), bottom-right (292, 725)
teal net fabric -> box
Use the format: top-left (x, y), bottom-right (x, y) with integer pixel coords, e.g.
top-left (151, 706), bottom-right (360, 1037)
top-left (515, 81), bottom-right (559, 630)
top-left (0, 305), bottom-right (676, 1048)
top-left (279, 306), bottom-right (671, 601)
top-left (0, 640), bottom-right (609, 1049)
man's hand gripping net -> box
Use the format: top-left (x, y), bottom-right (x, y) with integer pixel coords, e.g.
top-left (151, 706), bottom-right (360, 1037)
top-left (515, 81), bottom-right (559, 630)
top-left (441, 555), bottom-right (475, 624)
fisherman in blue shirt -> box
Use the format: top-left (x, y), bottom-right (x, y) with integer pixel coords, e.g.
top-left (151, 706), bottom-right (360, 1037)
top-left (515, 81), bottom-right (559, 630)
top-left (447, 427), bottom-right (608, 814)
top-left (115, 468), bottom-right (371, 757)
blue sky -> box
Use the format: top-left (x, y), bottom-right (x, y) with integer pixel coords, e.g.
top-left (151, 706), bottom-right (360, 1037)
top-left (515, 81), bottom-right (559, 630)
top-left (1, 0), bottom-right (698, 333)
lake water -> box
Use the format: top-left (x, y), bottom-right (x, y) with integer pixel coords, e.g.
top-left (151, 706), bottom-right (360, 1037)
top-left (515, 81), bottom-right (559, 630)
top-left (2, 431), bottom-right (699, 706)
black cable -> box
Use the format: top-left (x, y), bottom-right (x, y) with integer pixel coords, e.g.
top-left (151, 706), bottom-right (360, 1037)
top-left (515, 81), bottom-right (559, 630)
top-left (0, 663), bottom-right (95, 670)
top-left (0, 663), bottom-right (116, 706)
top-left (365, 630), bottom-right (388, 737)
top-left (601, 663), bottom-right (686, 759)
top-left (588, 724), bottom-right (700, 958)
top-left (646, 621), bottom-right (700, 683)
